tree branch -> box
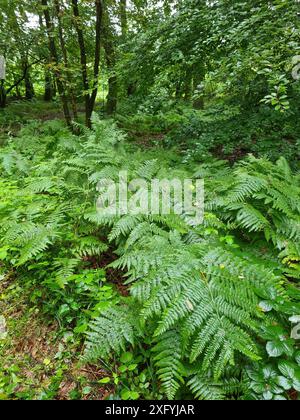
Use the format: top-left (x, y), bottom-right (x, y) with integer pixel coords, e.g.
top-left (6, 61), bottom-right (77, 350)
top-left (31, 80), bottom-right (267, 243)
top-left (6, 59), bottom-right (42, 95)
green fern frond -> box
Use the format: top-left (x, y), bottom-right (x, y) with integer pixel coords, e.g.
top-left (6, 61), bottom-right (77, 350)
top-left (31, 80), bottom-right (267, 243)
top-left (84, 304), bottom-right (141, 362)
top-left (73, 236), bottom-right (108, 257)
top-left (187, 373), bottom-right (225, 400)
top-left (152, 330), bottom-right (185, 400)
top-left (235, 203), bottom-right (270, 232)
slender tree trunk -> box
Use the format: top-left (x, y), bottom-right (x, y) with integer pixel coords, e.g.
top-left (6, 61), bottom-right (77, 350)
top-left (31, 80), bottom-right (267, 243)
top-left (106, 72), bottom-right (117, 115)
top-left (44, 68), bottom-right (54, 101)
top-left (184, 70), bottom-right (192, 102)
top-left (39, 14), bottom-right (54, 102)
top-left (23, 60), bottom-right (35, 100)
top-left (89, 0), bottom-right (103, 124)
top-left (54, 0), bottom-right (78, 120)
top-left (12, 74), bottom-right (22, 99)
top-left (42, 0), bottom-right (72, 127)
top-left (72, 0), bottom-right (103, 128)
top-left (24, 74), bottom-right (35, 100)
top-left (0, 80), bottom-right (6, 108)
top-left (103, 2), bottom-right (117, 115)
top-left (15, 82), bottom-right (22, 99)
top-left (71, 0), bottom-right (91, 127)
top-left (119, 0), bottom-right (127, 37)
top-left (193, 68), bottom-right (205, 110)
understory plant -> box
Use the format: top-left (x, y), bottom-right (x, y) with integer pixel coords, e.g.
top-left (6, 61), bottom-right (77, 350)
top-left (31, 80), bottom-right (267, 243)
top-left (0, 118), bottom-right (299, 400)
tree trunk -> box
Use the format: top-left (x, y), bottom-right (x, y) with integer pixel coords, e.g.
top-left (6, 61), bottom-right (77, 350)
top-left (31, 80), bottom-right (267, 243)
top-left (15, 80), bottom-right (22, 99)
top-left (184, 70), bottom-right (192, 102)
top-left (39, 14), bottom-right (54, 102)
top-left (44, 68), bottom-right (54, 101)
top-left (0, 80), bottom-right (6, 108)
top-left (89, 0), bottom-right (103, 124)
top-left (120, 0), bottom-right (127, 37)
top-left (25, 74), bottom-right (35, 100)
top-left (107, 73), bottom-right (117, 116)
top-left (42, 0), bottom-right (72, 128)
top-left (23, 61), bottom-right (35, 100)
top-left (71, 0), bottom-right (91, 127)
top-left (103, 3), bottom-right (117, 115)
top-left (193, 67), bottom-right (205, 109)
top-left (72, 0), bottom-right (103, 128)
top-left (54, 0), bottom-right (78, 120)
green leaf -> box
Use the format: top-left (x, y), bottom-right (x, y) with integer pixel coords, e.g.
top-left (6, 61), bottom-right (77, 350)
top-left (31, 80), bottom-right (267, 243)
top-left (74, 323), bottom-right (88, 334)
top-left (98, 377), bottom-right (111, 384)
top-left (277, 376), bottom-right (292, 390)
top-left (128, 364), bottom-right (138, 371)
top-left (120, 352), bottom-right (134, 364)
top-left (0, 246), bottom-right (9, 260)
top-left (263, 390), bottom-right (273, 400)
top-left (278, 361), bottom-right (296, 379)
top-left (82, 386), bottom-right (92, 395)
top-left (121, 389), bottom-right (131, 400)
top-left (266, 341), bottom-right (283, 357)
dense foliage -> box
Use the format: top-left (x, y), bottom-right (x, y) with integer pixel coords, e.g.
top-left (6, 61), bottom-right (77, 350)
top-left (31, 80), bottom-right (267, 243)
top-left (0, 117), bottom-right (299, 400)
top-left (0, 0), bottom-right (299, 401)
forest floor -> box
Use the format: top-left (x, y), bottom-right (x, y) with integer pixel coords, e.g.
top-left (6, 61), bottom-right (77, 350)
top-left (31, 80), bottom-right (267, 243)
top-left (0, 273), bottom-right (113, 400)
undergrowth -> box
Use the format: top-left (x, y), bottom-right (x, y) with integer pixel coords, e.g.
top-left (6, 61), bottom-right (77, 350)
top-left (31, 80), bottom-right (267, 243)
top-left (0, 116), bottom-right (299, 400)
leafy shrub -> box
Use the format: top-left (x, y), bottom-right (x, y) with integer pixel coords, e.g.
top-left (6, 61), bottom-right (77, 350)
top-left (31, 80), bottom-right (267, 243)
top-left (166, 104), bottom-right (300, 166)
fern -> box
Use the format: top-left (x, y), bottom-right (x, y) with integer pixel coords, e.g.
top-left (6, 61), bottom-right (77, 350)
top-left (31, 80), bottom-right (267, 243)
top-left (84, 304), bottom-right (142, 361)
top-left (152, 330), bottom-right (185, 399)
top-left (73, 236), bottom-right (108, 258)
top-left (187, 374), bottom-right (226, 400)
top-left (1, 119), bottom-right (299, 400)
